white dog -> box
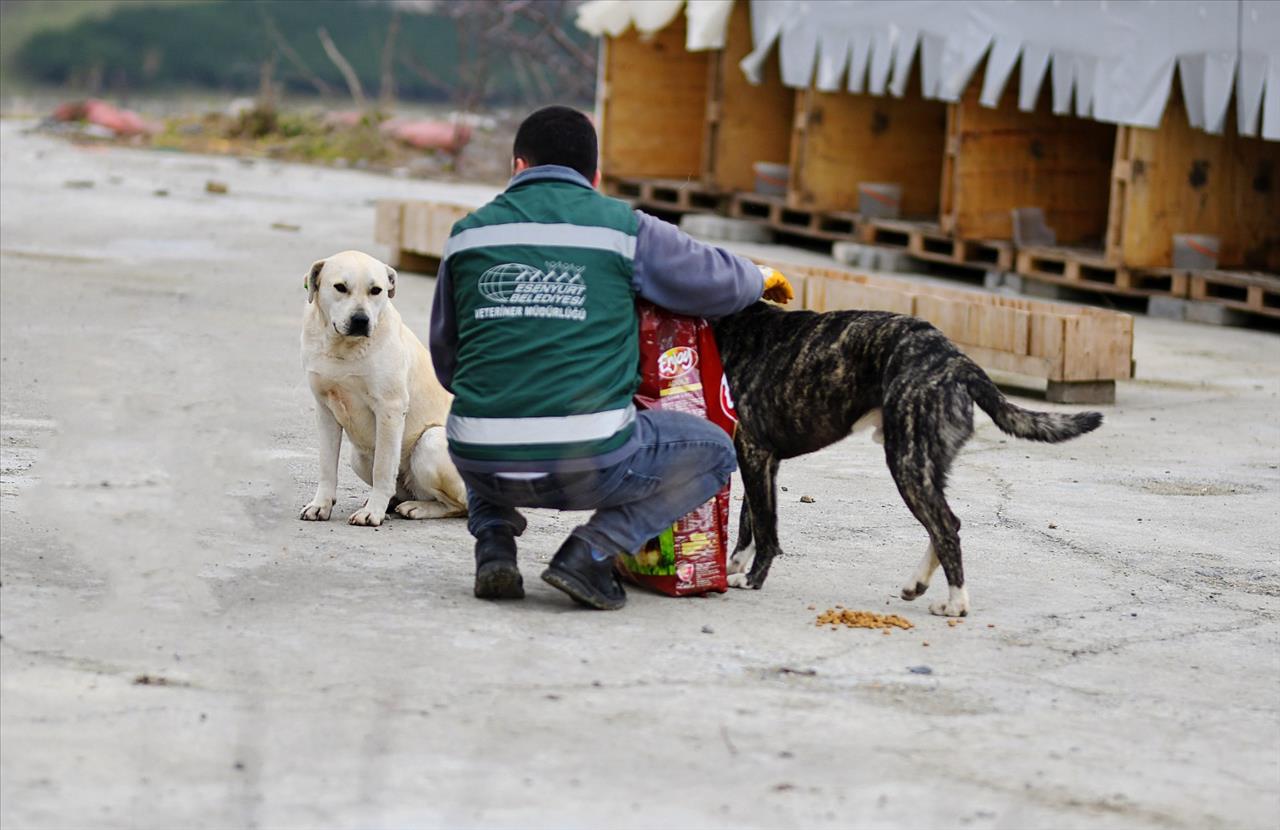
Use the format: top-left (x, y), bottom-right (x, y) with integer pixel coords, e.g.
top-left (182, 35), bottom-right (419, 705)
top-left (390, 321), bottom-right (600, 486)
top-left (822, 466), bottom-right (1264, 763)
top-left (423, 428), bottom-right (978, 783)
top-left (299, 250), bottom-right (466, 526)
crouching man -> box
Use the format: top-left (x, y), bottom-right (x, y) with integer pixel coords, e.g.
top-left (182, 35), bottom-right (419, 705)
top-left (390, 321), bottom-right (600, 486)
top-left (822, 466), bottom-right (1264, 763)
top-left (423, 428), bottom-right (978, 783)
top-left (428, 105), bottom-right (792, 609)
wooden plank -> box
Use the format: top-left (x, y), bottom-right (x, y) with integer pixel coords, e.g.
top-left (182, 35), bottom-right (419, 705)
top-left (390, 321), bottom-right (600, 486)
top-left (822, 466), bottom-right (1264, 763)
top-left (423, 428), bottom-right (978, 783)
top-left (704, 0), bottom-right (794, 192)
top-left (373, 200), bottom-right (403, 247)
top-left (391, 201), bottom-right (471, 258)
top-left (944, 79), bottom-right (1115, 244)
top-left (1061, 313), bottom-right (1134, 382)
top-left (600, 17), bottom-right (709, 180)
top-left (958, 344), bottom-right (1055, 380)
top-left (1111, 85), bottom-right (1280, 270)
top-left (822, 278), bottom-right (917, 315)
top-left (1027, 313), bottom-right (1066, 378)
top-left (400, 201), bottom-right (433, 254)
top-left (805, 272), bottom-right (828, 311)
top-left (913, 295), bottom-right (970, 342)
top-left (789, 67), bottom-right (947, 216)
top-left (970, 303), bottom-right (1030, 355)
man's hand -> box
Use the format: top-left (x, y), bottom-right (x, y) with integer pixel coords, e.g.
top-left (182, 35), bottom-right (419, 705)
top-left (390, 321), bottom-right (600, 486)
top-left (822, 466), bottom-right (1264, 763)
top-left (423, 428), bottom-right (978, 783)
top-left (759, 265), bottom-right (794, 305)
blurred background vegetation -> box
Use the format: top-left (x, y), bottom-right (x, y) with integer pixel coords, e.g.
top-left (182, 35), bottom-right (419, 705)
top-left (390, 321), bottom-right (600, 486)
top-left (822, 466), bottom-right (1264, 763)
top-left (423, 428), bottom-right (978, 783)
top-left (1, 0), bottom-right (597, 108)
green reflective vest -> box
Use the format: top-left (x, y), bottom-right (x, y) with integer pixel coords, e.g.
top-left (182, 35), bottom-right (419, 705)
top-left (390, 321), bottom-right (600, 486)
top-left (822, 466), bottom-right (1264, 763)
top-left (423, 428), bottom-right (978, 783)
top-left (444, 179), bottom-right (640, 463)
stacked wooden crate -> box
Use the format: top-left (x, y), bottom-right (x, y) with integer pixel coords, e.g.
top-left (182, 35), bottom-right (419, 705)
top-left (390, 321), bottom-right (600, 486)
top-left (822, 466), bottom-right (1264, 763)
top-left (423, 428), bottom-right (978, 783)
top-left (759, 259), bottom-right (1133, 403)
top-left (594, 9), bottom-right (1279, 322)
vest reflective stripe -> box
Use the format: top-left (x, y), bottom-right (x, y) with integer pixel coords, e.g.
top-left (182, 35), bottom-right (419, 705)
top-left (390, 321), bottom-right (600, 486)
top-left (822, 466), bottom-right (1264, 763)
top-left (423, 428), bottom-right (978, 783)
top-left (447, 404), bottom-right (636, 446)
top-left (443, 222), bottom-right (638, 260)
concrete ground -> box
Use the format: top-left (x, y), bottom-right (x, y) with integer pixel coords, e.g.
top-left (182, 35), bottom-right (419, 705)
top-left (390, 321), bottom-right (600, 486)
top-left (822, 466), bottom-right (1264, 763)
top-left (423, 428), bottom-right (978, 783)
top-left (1, 121), bottom-right (1278, 830)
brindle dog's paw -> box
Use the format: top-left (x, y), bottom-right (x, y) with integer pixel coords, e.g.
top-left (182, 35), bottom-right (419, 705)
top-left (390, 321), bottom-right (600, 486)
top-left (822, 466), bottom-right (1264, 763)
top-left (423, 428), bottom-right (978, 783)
top-left (726, 543), bottom-right (755, 589)
top-left (928, 586), bottom-right (970, 617)
top-left (900, 581), bottom-right (929, 601)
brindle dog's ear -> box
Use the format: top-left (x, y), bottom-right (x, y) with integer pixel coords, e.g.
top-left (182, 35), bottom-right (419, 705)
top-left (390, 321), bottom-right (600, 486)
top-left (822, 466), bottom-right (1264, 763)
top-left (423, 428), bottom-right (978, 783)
top-left (306, 259), bottom-right (325, 303)
top-left (386, 264), bottom-right (397, 299)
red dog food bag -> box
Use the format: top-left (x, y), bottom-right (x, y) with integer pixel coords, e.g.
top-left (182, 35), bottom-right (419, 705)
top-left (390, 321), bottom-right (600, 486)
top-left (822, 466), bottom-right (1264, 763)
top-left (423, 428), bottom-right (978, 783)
top-left (617, 301), bottom-right (737, 596)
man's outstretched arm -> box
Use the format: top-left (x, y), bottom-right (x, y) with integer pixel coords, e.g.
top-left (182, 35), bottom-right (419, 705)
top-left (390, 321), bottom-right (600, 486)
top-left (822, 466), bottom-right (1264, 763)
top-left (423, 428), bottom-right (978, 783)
top-left (630, 211), bottom-right (770, 318)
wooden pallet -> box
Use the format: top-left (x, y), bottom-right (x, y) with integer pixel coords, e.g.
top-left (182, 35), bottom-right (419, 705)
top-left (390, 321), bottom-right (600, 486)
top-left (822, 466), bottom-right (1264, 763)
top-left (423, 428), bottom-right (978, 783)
top-left (1015, 245), bottom-right (1189, 298)
top-left (859, 218), bottom-right (1014, 270)
top-left (1187, 270), bottom-right (1280, 319)
top-left (760, 258), bottom-right (1133, 403)
top-left (607, 176), bottom-right (726, 213)
top-left (725, 192), bottom-right (860, 240)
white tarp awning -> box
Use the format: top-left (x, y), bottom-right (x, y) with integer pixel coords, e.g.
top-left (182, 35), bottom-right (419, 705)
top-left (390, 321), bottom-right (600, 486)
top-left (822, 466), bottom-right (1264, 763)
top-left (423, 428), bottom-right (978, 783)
top-left (576, 0), bottom-right (735, 50)
top-left (578, 0), bottom-right (1280, 141)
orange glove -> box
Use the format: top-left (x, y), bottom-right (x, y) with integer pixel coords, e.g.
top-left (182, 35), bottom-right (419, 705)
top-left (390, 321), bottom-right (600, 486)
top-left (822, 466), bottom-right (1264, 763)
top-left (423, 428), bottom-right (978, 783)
top-left (759, 265), bottom-right (794, 304)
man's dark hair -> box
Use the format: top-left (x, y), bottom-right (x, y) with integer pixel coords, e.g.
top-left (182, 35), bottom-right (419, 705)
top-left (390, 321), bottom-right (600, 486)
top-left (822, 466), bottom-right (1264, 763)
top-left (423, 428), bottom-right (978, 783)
top-left (512, 105), bottom-right (598, 180)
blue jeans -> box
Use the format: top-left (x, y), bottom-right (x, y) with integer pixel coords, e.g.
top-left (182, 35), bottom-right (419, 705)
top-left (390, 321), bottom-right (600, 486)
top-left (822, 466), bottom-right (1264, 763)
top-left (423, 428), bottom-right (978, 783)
top-left (461, 410), bottom-right (736, 556)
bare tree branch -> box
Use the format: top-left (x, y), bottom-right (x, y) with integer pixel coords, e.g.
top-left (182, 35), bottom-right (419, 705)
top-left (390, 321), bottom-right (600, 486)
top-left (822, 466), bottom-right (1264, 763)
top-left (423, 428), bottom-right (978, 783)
top-left (318, 26), bottom-right (368, 110)
top-left (399, 0), bottom-right (597, 110)
top-left (399, 53), bottom-right (451, 98)
top-left (258, 6), bottom-right (335, 98)
top-left (379, 9), bottom-right (402, 110)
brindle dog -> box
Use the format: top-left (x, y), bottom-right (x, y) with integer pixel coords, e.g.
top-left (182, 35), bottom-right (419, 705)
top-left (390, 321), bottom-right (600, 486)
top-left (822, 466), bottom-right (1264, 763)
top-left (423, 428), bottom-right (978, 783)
top-left (712, 302), bottom-right (1102, 616)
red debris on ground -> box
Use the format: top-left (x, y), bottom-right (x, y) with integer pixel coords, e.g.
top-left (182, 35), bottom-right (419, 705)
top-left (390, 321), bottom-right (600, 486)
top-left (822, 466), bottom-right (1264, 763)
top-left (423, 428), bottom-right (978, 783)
top-left (52, 99), bottom-right (157, 136)
top-left (380, 118), bottom-right (472, 154)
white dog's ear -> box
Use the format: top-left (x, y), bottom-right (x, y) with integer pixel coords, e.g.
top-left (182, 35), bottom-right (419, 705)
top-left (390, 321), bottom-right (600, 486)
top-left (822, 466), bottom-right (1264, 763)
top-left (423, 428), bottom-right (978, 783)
top-left (306, 259), bottom-right (326, 303)
top-left (386, 264), bottom-right (397, 299)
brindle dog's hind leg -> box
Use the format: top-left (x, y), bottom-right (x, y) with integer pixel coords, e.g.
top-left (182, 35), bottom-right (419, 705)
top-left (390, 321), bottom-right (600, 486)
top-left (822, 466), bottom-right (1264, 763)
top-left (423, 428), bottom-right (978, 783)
top-left (729, 493), bottom-right (753, 572)
top-left (882, 398), bottom-right (972, 616)
top-left (729, 434), bottom-right (781, 589)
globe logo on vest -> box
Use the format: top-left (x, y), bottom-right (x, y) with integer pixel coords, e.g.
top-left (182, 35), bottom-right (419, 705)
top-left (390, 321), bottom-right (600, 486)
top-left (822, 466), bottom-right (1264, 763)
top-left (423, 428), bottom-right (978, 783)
top-left (479, 262), bottom-right (585, 303)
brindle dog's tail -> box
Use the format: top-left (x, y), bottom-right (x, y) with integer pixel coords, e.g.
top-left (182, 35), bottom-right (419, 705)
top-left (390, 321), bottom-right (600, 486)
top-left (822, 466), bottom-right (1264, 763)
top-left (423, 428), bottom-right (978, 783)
top-left (962, 360), bottom-right (1103, 443)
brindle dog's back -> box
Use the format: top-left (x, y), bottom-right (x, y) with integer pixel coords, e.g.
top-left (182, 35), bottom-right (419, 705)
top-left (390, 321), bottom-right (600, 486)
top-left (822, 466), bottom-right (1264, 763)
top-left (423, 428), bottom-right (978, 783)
top-left (713, 303), bottom-right (951, 458)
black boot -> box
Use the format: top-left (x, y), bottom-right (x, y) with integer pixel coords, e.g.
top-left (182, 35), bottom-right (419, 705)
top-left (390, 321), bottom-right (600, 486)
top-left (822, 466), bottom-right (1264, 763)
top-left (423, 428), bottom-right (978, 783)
top-left (474, 528), bottom-right (523, 600)
top-left (540, 535), bottom-right (626, 610)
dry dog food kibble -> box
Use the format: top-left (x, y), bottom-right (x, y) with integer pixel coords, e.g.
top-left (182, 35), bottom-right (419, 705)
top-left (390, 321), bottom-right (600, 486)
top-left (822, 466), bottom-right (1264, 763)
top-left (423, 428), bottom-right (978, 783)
top-left (815, 608), bottom-right (914, 630)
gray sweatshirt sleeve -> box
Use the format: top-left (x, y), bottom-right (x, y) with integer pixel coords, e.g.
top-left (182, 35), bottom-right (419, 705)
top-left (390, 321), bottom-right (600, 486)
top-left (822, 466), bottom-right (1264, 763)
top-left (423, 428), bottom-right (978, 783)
top-left (631, 211), bottom-right (764, 318)
top-left (428, 259), bottom-right (457, 393)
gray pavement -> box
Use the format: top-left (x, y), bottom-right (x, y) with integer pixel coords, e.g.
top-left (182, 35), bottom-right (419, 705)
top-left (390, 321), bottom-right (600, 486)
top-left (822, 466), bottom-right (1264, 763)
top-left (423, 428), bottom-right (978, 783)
top-left (1, 121), bottom-right (1278, 829)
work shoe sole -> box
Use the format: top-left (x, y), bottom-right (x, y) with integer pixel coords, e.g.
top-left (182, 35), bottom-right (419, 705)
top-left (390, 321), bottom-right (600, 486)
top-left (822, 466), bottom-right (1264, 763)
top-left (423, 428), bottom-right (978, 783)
top-left (475, 562), bottom-right (524, 600)
top-left (541, 565), bottom-right (626, 611)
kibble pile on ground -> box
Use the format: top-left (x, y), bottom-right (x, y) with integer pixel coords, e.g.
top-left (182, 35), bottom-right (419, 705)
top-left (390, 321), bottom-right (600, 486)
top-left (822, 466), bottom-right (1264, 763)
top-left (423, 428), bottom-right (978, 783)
top-left (815, 607), bottom-right (914, 630)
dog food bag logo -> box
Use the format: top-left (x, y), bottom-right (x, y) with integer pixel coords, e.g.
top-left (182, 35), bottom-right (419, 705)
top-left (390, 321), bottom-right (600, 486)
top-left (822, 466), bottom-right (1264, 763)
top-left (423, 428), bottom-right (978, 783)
top-left (475, 261), bottom-right (588, 322)
top-left (657, 346), bottom-right (698, 380)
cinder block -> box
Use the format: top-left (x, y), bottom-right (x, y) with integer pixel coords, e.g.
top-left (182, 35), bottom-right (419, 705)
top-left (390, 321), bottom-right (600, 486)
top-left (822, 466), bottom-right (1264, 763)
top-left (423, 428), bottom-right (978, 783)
top-left (870, 249), bottom-right (913, 273)
top-left (679, 213), bottom-right (773, 244)
top-left (831, 241), bottom-right (870, 267)
top-left (984, 270), bottom-right (1028, 297)
top-left (1146, 296), bottom-right (1189, 321)
top-left (1146, 296), bottom-right (1251, 327)
top-left (1046, 380), bottom-right (1116, 405)
top-left (1183, 301), bottom-right (1251, 327)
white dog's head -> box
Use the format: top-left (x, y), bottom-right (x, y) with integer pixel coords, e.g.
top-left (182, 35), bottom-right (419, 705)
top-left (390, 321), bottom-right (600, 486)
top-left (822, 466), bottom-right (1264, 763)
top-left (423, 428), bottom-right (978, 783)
top-left (306, 250), bottom-right (397, 338)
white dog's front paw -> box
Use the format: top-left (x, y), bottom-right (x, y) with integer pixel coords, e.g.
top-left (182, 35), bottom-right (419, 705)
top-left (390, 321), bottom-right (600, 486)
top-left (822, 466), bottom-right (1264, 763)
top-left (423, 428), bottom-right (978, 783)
top-left (348, 505), bottom-right (385, 527)
top-left (299, 499), bottom-right (334, 521)
top-left (928, 585), bottom-right (970, 617)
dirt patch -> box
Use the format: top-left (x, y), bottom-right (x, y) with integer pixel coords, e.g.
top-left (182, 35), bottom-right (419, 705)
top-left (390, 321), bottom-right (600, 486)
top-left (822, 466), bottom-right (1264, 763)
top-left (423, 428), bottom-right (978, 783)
top-left (1133, 479), bottom-right (1264, 497)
